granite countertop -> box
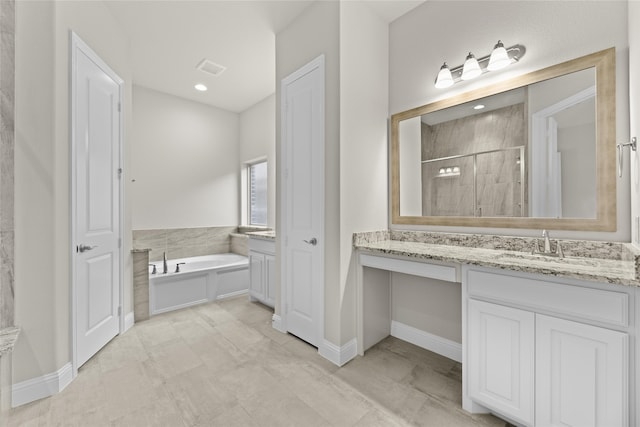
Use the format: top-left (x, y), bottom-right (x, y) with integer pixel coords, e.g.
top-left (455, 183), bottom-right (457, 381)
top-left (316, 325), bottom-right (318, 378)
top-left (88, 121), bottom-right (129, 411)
top-left (246, 230), bottom-right (276, 241)
top-left (0, 326), bottom-right (20, 357)
top-left (354, 231), bottom-right (640, 287)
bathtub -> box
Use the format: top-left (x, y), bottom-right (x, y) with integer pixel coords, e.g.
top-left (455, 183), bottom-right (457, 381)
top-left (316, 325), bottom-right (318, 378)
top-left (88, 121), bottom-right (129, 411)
top-left (149, 253), bottom-right (249, 316)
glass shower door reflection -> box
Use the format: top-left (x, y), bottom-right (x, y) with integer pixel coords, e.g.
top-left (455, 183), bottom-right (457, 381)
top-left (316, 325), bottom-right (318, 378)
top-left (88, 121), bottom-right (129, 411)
top-left (475, 148), bottom-right (524, 217)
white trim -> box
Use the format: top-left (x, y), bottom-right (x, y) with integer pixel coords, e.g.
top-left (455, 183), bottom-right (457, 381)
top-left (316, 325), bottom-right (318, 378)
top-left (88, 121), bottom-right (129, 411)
top-left (271, 314), bottom-right (286, 333)
top-left (215, 289), bottom-right (248, 301)
top-left (319, 339), bottom-right (358, 367)
top-left (391, 321), bottom-right (462, 363)
top-left (12, 363), bottom-right (73, 408)
top-left (70, 31), bottom-right (125, 377)
top-left (124, 311), bottom-right (135, 332)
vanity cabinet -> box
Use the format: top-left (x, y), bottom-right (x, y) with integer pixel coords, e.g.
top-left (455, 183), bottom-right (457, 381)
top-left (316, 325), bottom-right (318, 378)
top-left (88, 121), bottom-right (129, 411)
top-left (465, 266), bottom-right (630, 427)
top-left (536, 314), bottom-right (628, 427)
top-left (468, 300), bottom-right (535, 426)
top-left (248, 238), bottom-right (275, 308)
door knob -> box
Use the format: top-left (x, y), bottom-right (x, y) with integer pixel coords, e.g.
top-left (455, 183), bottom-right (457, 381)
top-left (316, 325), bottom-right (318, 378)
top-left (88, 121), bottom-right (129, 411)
top-left (78, 244), bottom-right (97, 253)
top-left (303, 237), bottom-right (318, 246)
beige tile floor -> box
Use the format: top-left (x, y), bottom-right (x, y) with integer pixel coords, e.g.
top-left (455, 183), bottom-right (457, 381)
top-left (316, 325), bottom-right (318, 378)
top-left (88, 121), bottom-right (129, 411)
top-left (2, 296), bottom-right (509, 427)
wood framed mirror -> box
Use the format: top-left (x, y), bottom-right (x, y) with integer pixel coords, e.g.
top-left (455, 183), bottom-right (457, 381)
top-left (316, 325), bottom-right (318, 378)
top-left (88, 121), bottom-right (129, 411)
top-left (391, 48), bottom-right (616, 231)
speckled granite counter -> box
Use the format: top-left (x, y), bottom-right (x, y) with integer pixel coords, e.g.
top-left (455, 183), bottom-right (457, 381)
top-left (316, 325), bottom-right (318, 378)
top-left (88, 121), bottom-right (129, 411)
top-left (0, 327), bottom-right (19, 357)
top-left (354, 231), bottom-right (640, 287)
top-left (247, 230), bottom-right (276, 241)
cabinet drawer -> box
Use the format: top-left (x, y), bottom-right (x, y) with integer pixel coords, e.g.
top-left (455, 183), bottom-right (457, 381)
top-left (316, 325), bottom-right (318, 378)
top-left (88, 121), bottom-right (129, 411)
top-left (466, 269), bottom-right (628, 327)
top-left (360, 253), bottom-right (458, 282)
top-left (249, 237), bottom-right (275, 254)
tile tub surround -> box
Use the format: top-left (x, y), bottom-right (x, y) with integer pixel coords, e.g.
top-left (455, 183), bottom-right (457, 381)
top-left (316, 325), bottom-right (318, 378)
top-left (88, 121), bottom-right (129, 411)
top-left (132, 249), bottom-right (151, 322)
top-left (133, 226), bottom-right (238, 262)
top-left (0, 0), bottom-right (15, 332)
top-left (0, 0), bottom-right (15, 414)
top-left (230, 233), bottom-right (249, 256)
top-left (353, 230), bottom-right (640, 286)
top-left (0, 327), bottom-right (18, 357)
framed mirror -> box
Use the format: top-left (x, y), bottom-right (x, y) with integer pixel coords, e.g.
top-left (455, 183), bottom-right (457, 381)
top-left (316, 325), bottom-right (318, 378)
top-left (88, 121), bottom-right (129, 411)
top-left (391, 48), bottom-right (616, 231)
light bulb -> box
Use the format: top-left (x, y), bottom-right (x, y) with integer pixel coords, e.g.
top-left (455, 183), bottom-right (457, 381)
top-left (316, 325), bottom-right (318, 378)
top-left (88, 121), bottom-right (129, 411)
top-left (461, 52), bottom-right (481, 81)
top-left (434, 63), bottom-right (454, 89)
top-left (488, 40), bottom-right (510, 71)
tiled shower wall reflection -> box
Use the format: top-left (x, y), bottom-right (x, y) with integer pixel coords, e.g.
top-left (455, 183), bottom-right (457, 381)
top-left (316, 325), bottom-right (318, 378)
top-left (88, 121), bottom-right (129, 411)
top-left (421, 104), bottom-right (526, 217)
top-left (133, 226), bottom-right (238, 262)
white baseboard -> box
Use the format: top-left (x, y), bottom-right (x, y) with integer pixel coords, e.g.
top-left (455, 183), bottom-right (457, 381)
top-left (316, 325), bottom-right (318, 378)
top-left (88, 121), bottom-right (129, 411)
top-left (391, 321), bottom-right (462, 363)
top-left (216, 289), bottom-right (248, 301)
top-left (124, 311), bottom-right (135, 332)
top-left (12, 362), bottom-right (73, 408)
top-left (319, 338), bottom-right (358, 367)
top-left (271, 314), bottom-right (286, 333)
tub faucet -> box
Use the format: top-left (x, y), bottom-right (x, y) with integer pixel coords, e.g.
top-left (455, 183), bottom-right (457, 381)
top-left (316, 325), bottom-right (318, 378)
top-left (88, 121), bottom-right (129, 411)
top-left (163, 252), bottom-right (168, 274)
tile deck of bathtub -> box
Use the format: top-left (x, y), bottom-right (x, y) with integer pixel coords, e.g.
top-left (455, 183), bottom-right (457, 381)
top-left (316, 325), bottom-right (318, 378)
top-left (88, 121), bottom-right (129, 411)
top-left (2, 296), bottom-right (508, 427)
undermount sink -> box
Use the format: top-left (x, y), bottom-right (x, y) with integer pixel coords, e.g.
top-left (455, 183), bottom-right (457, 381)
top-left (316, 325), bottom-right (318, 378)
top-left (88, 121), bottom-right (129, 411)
top-left (497, 251), bottom-right (597, 266)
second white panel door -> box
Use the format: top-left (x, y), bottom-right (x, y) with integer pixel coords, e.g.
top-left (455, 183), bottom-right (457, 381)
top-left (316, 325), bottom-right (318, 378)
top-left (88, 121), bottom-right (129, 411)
top-left (281, 55), bottom-right (325, 347)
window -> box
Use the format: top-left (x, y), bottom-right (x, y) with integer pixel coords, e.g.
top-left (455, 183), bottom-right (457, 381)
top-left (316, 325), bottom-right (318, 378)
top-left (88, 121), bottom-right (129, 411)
top-left (248, 161), bottom-right (267, 226)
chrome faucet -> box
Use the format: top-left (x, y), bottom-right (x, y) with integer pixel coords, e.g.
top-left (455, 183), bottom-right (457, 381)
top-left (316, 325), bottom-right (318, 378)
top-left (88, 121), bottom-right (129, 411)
top-left (163, 252), bottom-right (168, 274)
top-left (175, 262), bottom-right (186, 273)
top-left (542, 229), bottom-right (551, 253)
top-left (532, 230), bottom-right (564, 258)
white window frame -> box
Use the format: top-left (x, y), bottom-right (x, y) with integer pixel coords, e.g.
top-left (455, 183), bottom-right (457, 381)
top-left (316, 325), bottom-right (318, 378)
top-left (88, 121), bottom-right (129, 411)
top-left (242, 158), bottom-right (268, 227)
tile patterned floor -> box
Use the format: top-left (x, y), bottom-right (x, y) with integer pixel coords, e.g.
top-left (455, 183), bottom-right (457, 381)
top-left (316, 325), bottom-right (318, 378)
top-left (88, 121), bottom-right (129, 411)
top-left (2, 296), bottom-right (508, 426)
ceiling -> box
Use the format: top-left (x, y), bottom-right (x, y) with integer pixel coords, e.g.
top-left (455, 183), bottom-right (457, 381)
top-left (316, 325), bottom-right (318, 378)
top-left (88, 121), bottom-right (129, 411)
top-left (106, 1), bottom-right (424, 113)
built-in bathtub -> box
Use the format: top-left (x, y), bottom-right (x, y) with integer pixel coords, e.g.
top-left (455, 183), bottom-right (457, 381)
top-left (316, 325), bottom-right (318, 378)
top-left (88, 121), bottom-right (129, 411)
top-left (149, 253), bottom-right (249, 315)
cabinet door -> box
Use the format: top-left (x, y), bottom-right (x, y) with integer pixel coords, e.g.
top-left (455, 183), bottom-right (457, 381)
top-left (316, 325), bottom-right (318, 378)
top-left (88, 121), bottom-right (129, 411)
top-left (249, 252), bottom-right (264, 300)
top-left (536, 314), bottom-right (628, 427)
top-left (468, 299), bottom-right (535, 426)
top-left (265, 254), bottom-right (276, 307)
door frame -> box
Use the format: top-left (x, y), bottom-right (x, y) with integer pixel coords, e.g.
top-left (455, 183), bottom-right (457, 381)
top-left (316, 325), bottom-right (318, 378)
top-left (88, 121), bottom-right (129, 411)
top-left (530, 85), bottom-right (595, 217)
top-left (279, 55), bottom-right (325, 346)
top-left (69, 32), bottom-right (125, 376)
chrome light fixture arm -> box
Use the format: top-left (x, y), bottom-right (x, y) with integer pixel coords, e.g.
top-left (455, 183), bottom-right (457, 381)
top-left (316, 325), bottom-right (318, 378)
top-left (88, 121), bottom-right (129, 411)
top-left (434, 43), bottom-right (526, 88)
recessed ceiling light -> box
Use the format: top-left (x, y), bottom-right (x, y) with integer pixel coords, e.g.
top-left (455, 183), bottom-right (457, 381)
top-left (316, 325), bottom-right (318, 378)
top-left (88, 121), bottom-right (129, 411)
top-left (194, 84), bottom-right (207, 92)
top-left (473, 104), bottom-right (485, 110)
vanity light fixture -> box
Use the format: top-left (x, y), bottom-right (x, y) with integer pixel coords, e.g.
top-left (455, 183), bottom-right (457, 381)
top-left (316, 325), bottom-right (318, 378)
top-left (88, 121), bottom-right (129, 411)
top-left (487, 40), bottom-right (510, 71)
top-left (194, 83), bottom-right (208, 92)
top-left (473, 104), bottom-right (486, 110)
top-left (434, 41), bottom-right (526, 88)
top-left (434, 63), bottom-right (454, 89)
top-left (461, 53), bottom-right (481, 81)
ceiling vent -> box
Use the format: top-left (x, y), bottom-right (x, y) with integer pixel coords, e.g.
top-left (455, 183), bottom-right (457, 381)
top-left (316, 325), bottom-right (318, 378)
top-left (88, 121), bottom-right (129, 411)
top-left (196, 59), bottom-right (226, 77)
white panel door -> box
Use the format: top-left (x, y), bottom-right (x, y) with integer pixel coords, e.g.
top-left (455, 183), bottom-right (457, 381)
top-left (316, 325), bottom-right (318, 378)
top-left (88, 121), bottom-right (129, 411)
top-left (72, 34), bottom-right (122, 368)
top-left (281, 55), bottom-right (324, 347)
top-left (468, 299), bottom-right (535, 426)
top-left (536, 314), bottom-right (628, 427)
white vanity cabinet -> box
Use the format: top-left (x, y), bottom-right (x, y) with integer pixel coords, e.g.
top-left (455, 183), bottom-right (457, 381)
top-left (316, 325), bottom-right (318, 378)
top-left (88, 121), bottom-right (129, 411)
top-left (464, 266), bottom-right (630, 427)
top-left (468, 299), bottom-right (535, 426)
top-left (248, 237), bottom-right (276, 307)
